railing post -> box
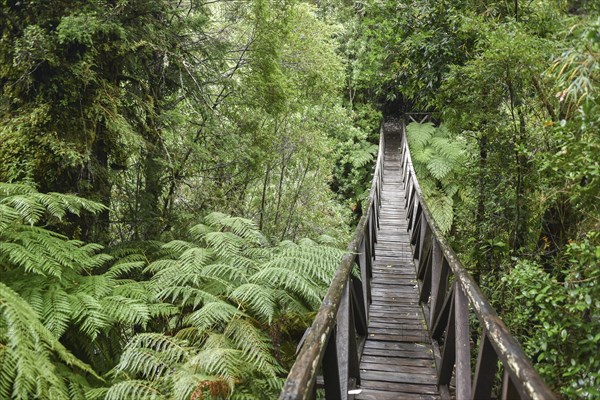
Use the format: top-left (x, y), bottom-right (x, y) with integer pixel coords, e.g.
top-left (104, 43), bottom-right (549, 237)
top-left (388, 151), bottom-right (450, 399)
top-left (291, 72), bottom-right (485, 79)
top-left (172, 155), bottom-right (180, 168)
top-left (438, 283), bottom-right (456, 387)
top-left (418, 241), bottom-right (433, 305)
top-left (351, 276), bottom-right (368, 338)
top-left (410, 203), bottom-right (422, 251)
top-left (472, 331), bottom-right (499, 400)
top-left (358, 236), bottom-right (371, 321)
top-left (455, 285), bottom-right (472, 399)
top-left (502, 370), bottom-right (521, 400)
top-left (323, 328), bottom-right (341, 400)
top-left (429, 240), bottom-right (445, 328)
top-left (432, 284), bottom-right (454, 340)
top-left (335, 281), bottom-right (357, 400)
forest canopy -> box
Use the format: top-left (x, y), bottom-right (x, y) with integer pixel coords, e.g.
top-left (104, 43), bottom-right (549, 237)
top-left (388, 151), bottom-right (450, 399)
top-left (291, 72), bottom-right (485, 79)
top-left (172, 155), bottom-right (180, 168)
top-left (1, 0), bottom-right (599, 398)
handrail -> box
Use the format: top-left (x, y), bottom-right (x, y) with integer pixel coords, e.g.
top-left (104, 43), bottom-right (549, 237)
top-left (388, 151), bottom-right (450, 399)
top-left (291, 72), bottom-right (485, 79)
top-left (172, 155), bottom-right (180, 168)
top-left (400, 115), bottom-right (557, 400)
top-left (279, 126), bottom-right (384, 400)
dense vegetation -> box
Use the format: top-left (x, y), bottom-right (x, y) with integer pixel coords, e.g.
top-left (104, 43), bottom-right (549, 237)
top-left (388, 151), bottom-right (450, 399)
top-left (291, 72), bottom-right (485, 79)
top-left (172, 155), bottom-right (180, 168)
top-left (1, 0), bottom-right (598, 398)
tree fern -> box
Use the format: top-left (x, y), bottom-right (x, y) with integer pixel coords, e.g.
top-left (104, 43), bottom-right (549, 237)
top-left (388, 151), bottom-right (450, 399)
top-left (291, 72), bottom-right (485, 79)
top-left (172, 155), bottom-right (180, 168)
top-left (0, 183), bottom-right (165, 398)
top-left (108, 212), bottom-right (342, 398)
top-left (406, 122), bottom-right (471, 233)
top-left (1, 193), bottom-right (344, 399)
top-left (0, 282), bottom-right (100, 400)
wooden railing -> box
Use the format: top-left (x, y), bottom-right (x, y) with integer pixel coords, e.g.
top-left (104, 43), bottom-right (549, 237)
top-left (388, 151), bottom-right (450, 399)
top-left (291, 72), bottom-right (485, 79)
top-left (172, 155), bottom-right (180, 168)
top-left (279, 127), bottom-right (384, 400)
top-left (401, 116), bottom-right (557, 400)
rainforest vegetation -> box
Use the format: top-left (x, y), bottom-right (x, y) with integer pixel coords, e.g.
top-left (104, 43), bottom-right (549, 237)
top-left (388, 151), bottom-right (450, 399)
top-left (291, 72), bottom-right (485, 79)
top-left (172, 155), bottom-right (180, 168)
top-left (0, 0), bottom-right (598, 398)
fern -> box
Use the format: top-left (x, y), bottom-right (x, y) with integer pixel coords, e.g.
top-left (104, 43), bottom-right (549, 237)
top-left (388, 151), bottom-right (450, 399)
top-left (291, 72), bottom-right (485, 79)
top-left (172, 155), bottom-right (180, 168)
top-left (0, 282), bottom-right (100, 400)
top-left (406, 122), bottom-right (470, 233)
top-left (0, 183), bottom-right (169, 398)
top-left (105, 380), bottom-right (165, 400)
top-left (107, 212), bottom-right (342, 398)
top-left (0, 195), bottom-right (346, 399)
top-left (229, 284), bottom-right (276, 323)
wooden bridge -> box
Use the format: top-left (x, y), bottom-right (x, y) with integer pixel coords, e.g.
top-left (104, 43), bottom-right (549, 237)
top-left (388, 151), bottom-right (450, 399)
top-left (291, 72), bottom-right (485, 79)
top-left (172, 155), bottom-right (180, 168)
top-left (279, 118), bottom-right (558, 400)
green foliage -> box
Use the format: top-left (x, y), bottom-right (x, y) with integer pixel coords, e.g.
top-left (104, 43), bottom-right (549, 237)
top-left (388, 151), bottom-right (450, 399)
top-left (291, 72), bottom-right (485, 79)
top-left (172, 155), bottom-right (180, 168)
top-left (0, 281), bottom-right (100, 400)
top-left (406, 122), bottom-right (470, 233)
top-left (498, 233), bottom-right (600, 398)
top-left (0, 183), bottom-right (345, 398)
top-left (0, 0), bottom-right (374, 398)
top-left (348, 0), bottom-right (474, 108)
top-left (107, 212), bottom-right (344, 398)
top-left (0, 183), bottom-right (110, 398)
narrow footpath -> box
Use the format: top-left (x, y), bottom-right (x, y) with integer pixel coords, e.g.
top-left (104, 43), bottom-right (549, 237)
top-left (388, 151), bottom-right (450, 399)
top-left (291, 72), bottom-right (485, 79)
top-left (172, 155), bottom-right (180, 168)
top-left (355, 123), bottom-right (440, 400)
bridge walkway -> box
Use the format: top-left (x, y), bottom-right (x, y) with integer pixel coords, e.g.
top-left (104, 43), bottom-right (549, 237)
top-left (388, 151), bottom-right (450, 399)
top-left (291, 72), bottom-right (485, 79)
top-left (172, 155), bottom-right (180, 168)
top-left (355, 125), bottom-right (440, 400)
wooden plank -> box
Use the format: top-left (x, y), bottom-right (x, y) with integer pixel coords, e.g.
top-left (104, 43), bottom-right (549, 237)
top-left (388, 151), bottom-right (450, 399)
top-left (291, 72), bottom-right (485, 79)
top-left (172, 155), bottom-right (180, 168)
top-left (361, 354), bottom-right (435, 366)
top-left (369, 317), bottom-right (424, 325)
top-left (360, 355), bottom-right (435, 368)
top-left (355, 388), bottom-right (440, 400)
top-left (361, 371), bottom-right (436, 385)
top-left (363, 340), bottom-right (431, 352)
top-left (366, 333), bottom-right (430, 343)
top-left (360, 362), bottom-right (437, 376)
top-left (362, 347), bottom-right (434, 360)
top-left (360, 379), bottom-right (439, 394)
top-left (369, 322), bottom-right (426, 331)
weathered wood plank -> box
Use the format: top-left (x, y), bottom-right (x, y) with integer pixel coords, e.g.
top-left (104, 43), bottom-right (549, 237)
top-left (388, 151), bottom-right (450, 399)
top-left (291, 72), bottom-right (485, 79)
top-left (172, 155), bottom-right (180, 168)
top-left (360, 379), bottom-right (439, 394)
top-left (360, 355), bottom-right (435, 367)
top-left (362, 347), bottom-right (434, 360)
top-left (355, 388), bottom-right (440, 400)
top-left (360, 362), bottom-right (437, 376)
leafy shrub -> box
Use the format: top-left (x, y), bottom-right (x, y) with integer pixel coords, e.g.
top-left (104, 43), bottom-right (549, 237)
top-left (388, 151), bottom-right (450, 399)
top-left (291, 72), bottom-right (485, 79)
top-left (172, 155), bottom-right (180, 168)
top-left (500, 233), bottom-right (600, 398)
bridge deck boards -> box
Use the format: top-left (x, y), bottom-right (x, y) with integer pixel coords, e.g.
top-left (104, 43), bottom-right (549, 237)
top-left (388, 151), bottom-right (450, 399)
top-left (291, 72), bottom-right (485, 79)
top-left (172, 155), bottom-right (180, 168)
top-left (355, 129), bottom-right (440, 400)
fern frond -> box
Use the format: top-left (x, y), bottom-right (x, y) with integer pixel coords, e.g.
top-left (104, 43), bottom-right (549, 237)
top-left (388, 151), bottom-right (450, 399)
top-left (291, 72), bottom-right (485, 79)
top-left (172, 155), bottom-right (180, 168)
top-left (86, 387), bottom-right (109, 400)
top-left (426, 193), bottom-right (454, 234)
top-left (224, 319), bottom-right (281, 376)
top-left (229, 284), bottom-right (276, 323)
top-left (143, 259), bottom-right (180, 275)
top-left (178, 247), bottom-right (214, 269)
top-left (0, 182), bottom-right (37, 196)
top-left (251, 268), bottom-right (321, 308)
top-left (406, 122), bottom-right (435, 151)
top-left (117, 333), bottom-right (189, 380)
top-left (214, 214), bottom-right (264, 245)
top-left (188, 223), bottom-right (214, 242)
top-left (201, 263), bottom-right (250, 286)
top-left (105, 380), bottom-right (164, 400)
top-left (157, 286), bottom-right (220, 309)
top-left (297, 237), bottom-right (316, 246)
top-left (76, 275), bottom-right (113, 299)
top-left (223, 254), bottom-right (260, 271)
top-left (69, 292), bottom-right (108, 340)
top-left (0, 282), bottom-right (100, 399)
top-left (427, 156), bottom-right (452, 180)
top-left (41, 287), bottom-right (72, 337)
top-left (186, 301), bottom-right (247, 333)
top-left (105, 260), bottom-right (147, 279)
top-left (430, 136), bottom-right (465, 161)
top-left (170, 369), bottom-right (229, 400)
top-left (0, 188), bottom-right (105, 225)
top-left (102, 296), bottom-right (150, 327)
top-left (189, 347), bottom-right (245, 390)
top-left (350, 143), bottom-right (378, 168)
top-left (273, 290), bottom-right (312, 314)
top-left (204, 231), bottom-right (244, 259)
top-left (2, 195), bottom-right (46, 225)
top-left (162, 240), bottom-right (195, 254)
top-left (0, 204), bottom-right (19, 232)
